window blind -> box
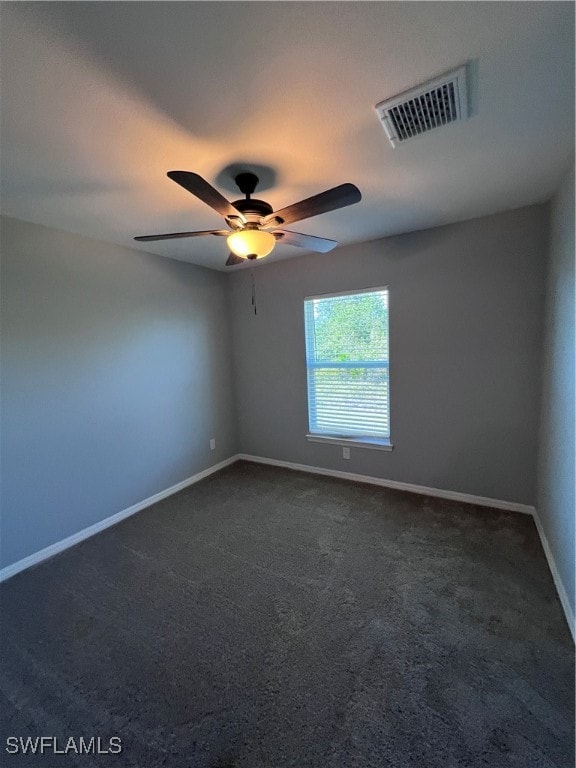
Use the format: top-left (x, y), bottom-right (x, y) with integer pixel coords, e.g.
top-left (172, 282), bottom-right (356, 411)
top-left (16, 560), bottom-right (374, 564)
top-left (304, 288), bottom-right (390, 440)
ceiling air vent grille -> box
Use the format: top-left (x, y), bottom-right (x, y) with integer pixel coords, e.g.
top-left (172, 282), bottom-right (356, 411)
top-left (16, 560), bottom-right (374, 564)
top-left (375, 65), bottom-right (468, 148)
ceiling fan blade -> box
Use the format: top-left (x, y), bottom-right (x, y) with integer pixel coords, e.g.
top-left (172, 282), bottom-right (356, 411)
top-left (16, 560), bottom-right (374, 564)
top-left (273, 230), bottom-right (338, 253)
top-left (167, 171), bottom-right (246, 222)
top-left (262, 183), bottom-right (361, 227)
top-left (134, 229), bottom-right (230, 242)
top-left (225, 253), bottom-right (244, 266)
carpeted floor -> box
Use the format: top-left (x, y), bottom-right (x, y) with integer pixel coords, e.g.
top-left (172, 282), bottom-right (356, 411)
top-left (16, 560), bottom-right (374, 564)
top-left (1, 461), bottom-right (573, 767)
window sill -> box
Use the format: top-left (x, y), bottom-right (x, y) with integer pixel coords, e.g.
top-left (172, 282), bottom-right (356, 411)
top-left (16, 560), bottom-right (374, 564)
top-left (306, 434), bottom-right (394, 451)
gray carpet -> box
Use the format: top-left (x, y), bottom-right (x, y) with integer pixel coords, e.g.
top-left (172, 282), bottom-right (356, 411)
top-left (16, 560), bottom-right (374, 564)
top-left (1, 461), bottom-right (573, 767)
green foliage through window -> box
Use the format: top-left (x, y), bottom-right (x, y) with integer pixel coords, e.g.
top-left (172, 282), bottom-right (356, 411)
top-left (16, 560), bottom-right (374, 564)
top-left (311, 292), bottom-right (388, 363)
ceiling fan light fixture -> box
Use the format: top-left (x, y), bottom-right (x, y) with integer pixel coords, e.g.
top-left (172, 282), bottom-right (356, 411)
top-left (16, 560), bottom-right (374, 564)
top-left (227, 229), bottom-right (276, 260)
top-left (135, 171), bottom-right (361, 266)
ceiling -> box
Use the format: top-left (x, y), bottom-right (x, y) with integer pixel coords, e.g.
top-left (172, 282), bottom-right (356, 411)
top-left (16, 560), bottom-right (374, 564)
top-left (1, 2), bottom-right (574, 271)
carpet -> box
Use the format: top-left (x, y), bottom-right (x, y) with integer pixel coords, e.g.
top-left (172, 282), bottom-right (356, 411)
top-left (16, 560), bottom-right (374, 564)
top-left (1, 460), bottom-right (573, 767)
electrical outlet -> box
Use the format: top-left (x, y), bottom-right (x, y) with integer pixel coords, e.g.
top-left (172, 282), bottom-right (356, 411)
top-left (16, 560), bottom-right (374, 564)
top-left (209, 438), bottom-right (216, 450)
top-left (342, 446), bottom-right (350, 460)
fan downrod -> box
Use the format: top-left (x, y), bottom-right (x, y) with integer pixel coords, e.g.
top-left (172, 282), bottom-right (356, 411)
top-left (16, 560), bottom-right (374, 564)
top-left (235, 172), bottom-right (259, 198)
top-left (231, 172), bottom-right (273, 218)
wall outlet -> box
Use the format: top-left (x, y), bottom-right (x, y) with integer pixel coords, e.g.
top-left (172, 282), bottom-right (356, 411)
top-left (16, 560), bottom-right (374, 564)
top-left (342, 446), bottom-right (350, 460)
top-left (209, 438), bottom-right (216, 450)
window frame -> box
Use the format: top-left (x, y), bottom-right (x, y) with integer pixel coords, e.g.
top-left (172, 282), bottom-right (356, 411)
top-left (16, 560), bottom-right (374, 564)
top-left (303, 286), bottom-right (393, 451)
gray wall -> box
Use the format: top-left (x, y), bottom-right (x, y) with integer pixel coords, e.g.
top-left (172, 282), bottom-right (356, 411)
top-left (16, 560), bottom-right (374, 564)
top-left (229, 205), bottom-right (548, 505)
top-left (1, 216), bottom-right (238, 568)
top-left (537, 166), bottom-right (575, 617)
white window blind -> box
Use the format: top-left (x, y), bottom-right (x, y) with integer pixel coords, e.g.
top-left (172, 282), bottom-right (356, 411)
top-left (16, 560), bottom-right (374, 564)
top-left (304, 288), bottom-right (390, 440)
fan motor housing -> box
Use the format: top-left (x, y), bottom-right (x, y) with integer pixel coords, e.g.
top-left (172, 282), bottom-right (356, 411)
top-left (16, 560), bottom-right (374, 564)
top-left (231, 198), bottom-right (273, 217)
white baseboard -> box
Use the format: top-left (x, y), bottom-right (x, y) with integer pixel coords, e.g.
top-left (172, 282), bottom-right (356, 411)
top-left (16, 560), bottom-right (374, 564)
top-left (237, 453), bottom-right (536, 514)
top-left (532, 510), bottom-right (575, 642)
top-left (0, 455), bottom-right (240, 584)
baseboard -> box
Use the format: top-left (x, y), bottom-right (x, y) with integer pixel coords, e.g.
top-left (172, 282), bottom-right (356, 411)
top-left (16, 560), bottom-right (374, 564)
top-left (531, 510), bottom-right (575, 642)
top-left (237, 454), bottom-right (536, 515)
top-left (0, 455), bottom-right (240, 584)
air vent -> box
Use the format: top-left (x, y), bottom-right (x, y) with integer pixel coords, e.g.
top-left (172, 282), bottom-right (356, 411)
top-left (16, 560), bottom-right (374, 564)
top-left (375, 65), bottom-right (469, 148)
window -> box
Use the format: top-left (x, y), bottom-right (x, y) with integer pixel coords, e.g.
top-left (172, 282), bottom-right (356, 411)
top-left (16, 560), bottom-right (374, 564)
top-left (304, 287), bottom-right (391, 448)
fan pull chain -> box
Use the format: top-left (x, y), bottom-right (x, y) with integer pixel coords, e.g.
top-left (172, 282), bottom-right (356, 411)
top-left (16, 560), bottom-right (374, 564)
top-left (251, 268), bottom-right (257, 316)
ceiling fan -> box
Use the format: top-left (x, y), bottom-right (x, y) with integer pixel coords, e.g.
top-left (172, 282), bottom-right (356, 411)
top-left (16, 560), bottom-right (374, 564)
top-left (134, 171), bottom-right (361, 266)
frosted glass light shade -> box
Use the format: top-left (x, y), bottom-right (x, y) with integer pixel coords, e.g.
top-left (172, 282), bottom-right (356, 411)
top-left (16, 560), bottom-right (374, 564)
top-left (227, 229), bottom-right (275, 259)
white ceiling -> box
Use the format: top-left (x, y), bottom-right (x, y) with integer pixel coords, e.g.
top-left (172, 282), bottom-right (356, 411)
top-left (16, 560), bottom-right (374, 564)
top-left (1, 2), bottom-right (574, 271)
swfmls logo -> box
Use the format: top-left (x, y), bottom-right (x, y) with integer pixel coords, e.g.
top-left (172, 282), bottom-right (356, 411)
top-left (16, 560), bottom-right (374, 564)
top-left (5, 736), bottom-right (122, 755)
